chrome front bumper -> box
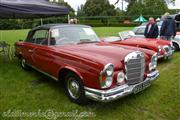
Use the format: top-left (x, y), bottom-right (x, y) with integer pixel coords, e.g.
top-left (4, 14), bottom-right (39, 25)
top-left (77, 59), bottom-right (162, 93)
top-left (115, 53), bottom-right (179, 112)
top-left (84, 70), bottom-right (159, 102)
top-left (158, 49), bottom-right (174, 59)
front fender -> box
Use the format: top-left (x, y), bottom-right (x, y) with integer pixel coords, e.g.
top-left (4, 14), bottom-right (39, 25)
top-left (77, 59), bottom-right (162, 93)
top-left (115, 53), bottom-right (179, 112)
top-left (59, 66), bottom-right (84, 83)
top-left (172, 41), bottom-right (180, 47)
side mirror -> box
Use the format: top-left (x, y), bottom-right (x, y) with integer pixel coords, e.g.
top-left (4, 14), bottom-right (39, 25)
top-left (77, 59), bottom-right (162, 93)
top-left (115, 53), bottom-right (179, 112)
top-left (19, 39), bottom-right (23, 42)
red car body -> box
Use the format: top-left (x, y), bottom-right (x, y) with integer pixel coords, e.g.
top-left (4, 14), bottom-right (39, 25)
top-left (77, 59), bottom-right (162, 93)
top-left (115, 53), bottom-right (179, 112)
top-left (15, 24), bottom-right (159, 104)
top-left (101, 31), bottom-right (174, 59)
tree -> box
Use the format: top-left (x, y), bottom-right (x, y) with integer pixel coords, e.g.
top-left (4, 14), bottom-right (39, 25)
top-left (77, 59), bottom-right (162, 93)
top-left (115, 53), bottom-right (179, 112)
top-left (114, 0), bottom-right (175, 11)
top-left (115, 0), bottom-right (175, 4)
top-left (83, 0), bottom-right (118, 16)
top-left (77, 5), bottom-right (86, 17)
top-left (126, 0), bottom-right (168, 16)
top-left (50, 0), bottom-right (75, 17)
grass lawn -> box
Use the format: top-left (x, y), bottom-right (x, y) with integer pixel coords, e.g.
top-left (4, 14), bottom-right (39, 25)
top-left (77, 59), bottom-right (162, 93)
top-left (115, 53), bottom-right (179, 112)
top-left (0, 27), bottom-right (180, 120)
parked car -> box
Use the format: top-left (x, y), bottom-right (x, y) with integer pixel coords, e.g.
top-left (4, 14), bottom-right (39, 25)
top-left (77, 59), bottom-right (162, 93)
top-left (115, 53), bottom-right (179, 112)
top-left (101, 31), bottom-right (174, 60)
top-left (134, 23), bottom-right (180, 51)
top-left (173, 32), bottom-right (180, 50)
top-left (15, 24), bottom-right (159, 104)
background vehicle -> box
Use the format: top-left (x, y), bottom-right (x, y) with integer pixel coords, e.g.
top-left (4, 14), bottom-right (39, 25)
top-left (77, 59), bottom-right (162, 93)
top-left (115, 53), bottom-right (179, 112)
top-left (15, 24), bottom-right (159, 104)
top-left (134, 22), bottom-right (180, 51)
top-left (101, 31), bottom-right (174, 60)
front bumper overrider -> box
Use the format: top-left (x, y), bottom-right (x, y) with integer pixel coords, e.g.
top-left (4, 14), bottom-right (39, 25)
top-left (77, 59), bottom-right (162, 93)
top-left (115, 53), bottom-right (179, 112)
top-left (84, 70), bottom-right (159, 102)
top-left (158, 48), bottom-right (174, 59)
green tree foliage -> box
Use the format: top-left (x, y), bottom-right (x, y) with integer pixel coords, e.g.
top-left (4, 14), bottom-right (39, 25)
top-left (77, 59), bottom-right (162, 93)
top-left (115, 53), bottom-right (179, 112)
top-left (115, 0), bottom-right (175, 4)
top-left (126, 0), bottom-right (168, 16)
top-left (83, 0), bottom-right (118, 16)
top-left (77, 5), bottom-right (86, 17)
top-left (51, 0), bottom-right (75, 16)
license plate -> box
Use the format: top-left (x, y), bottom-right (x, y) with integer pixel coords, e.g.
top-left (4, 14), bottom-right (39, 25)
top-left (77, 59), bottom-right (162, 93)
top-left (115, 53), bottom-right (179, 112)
top-left (133, 80), bottom-right (151, 94)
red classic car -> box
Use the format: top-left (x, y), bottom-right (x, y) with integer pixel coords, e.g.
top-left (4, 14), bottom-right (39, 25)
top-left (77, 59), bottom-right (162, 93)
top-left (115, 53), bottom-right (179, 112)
top-left (15, 24), bottom-right (159, 104)
top-left (101, 31), bottom-right (174, 60)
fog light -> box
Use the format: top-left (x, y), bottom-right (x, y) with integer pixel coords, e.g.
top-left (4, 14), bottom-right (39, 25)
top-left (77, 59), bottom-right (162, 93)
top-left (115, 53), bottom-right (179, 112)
top-left (117, 72), bottom-right (125, 84)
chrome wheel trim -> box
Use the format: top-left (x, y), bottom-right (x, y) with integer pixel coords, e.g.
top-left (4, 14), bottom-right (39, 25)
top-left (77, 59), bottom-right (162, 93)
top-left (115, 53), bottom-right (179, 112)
top-left (21, 59), bottom-right (26, 68)
top-left (67, 78), bottom-right (80, 99)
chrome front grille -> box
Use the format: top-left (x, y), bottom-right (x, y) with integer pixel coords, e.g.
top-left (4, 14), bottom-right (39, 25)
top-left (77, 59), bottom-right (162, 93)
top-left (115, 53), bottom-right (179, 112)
top-left (125, 51), bottom-right (145, 85)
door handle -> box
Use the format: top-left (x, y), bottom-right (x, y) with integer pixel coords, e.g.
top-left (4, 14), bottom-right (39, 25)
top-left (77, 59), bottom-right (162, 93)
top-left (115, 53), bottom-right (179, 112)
top-left (28, 49), bottom-right (34, 53)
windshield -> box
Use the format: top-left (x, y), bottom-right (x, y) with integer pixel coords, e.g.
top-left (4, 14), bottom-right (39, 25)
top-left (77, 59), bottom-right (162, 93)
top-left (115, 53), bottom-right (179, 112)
top-left (50, 26), bottom-right (100, 45)
top-left (103, 36), bottom-right (121, 42)
top-left (118, 31), bottom-right (135, 40)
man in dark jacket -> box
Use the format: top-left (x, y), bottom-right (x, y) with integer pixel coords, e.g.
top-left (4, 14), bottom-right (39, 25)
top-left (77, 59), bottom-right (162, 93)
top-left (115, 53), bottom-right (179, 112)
top-left (160, 13), bottom-right (176, 40)
top-left (144, 17), bottom-right (159, 38)
top-left (175, 12), bottom-right (180, 30)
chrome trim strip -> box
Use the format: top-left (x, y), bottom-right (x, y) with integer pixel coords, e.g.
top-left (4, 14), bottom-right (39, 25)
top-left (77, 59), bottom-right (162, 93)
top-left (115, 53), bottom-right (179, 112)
top-left (27, 64), bottom-right (58, 81)
top-left (84, 70), bottom-right (159, 102)
top-left (157, 55), bottom-right (164, 59)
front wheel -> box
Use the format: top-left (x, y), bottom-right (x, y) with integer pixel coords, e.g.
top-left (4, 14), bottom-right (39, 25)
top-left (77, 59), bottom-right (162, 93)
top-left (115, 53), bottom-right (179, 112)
top-left (173, 43), bottom-right (179, 51)
top-left (64, 72), bottom-right (87, 105)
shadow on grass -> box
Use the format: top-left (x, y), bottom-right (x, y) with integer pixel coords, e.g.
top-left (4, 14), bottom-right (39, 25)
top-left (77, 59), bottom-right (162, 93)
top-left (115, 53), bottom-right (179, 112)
top-left (28, 69), bottom-right (65, 93)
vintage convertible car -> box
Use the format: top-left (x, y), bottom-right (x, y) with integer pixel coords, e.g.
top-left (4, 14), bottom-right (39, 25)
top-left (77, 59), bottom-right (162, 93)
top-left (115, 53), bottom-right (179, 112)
top-left (134, 24), bottom-right (180, 51)
top-left (101, 31), bottom-right (174, 60)
top-left (15, 24), bottom-right (159, 104)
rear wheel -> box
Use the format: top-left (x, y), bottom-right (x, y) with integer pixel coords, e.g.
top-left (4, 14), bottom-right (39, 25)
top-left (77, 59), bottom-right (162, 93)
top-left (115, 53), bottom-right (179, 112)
top-left (21, 58), bottom-right (29, 70)
top-left (64, 72), bottom-right (87, 105)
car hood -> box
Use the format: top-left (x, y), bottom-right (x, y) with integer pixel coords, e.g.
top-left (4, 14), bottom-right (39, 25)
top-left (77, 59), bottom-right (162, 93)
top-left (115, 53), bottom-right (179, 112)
top-left (116, 45), bottom-right (155, 59)
top-left (51, 42), bottom-right (135, 70)
top-left (100, 40), bottom-right (155, 61)
top-left (126, 37), bottom-right (171, 46)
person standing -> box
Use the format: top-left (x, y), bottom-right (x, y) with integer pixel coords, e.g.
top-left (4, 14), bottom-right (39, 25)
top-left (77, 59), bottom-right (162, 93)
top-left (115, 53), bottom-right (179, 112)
top-left (160, 12), bottom-right (176, 40)
top-left (144, 17), bottom-right (159, 38)
top-left (175, 12), bottom-right (180, 30)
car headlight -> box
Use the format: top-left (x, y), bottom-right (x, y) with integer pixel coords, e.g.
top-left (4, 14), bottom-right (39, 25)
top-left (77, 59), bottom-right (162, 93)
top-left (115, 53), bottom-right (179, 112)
top-left (117, 71), bottom-right (125, 84)
top-left (149, 53), bottom-right (158, 71)
top-left (105, 64), bottom-right (114, 76)
top-left (158, 46), bottom-right (162, 53)
top-left (170, 41), bottom-right (173, 47)
top-left (100, 63), bottom-right (114, 88)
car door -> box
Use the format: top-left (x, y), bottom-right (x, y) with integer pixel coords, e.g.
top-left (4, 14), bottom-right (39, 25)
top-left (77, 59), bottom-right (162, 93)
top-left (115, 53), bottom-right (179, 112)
top-left (30, 29), bottom-right (56, 76)
top-left (23, 29), bottom-right (49, 69)
top-left (22, 30), bottom-right (38, 66)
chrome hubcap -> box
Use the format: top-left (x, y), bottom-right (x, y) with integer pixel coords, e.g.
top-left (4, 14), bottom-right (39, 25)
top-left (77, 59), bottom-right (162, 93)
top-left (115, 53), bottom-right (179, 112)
top-left (67, 78), bottom-right (80, 99)
top-left (21, 59), bottom-right (26, 68)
